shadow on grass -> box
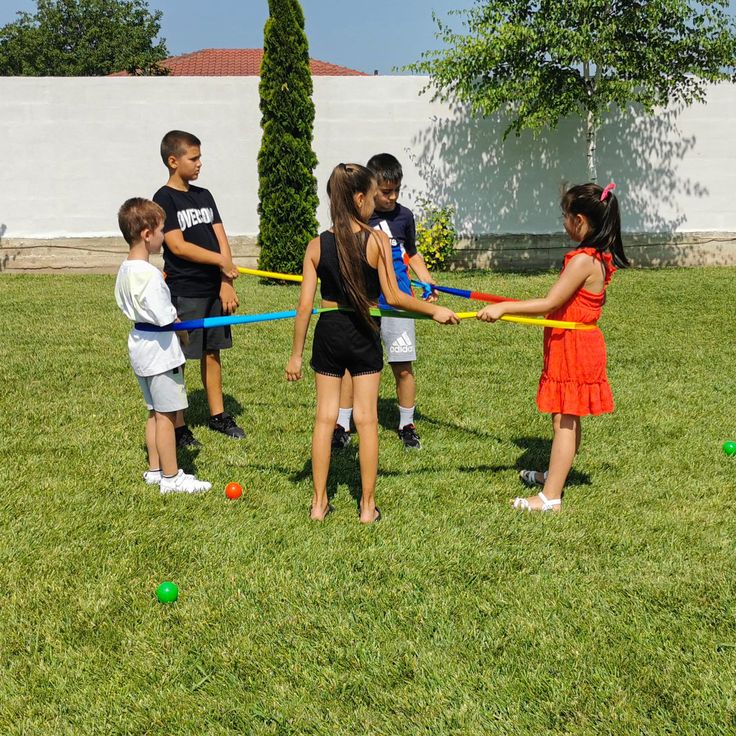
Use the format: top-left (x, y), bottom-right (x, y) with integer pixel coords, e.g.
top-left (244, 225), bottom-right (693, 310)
top-left (512, 436), bottom-right (592, 487)
top-left (457, 464), bottom-right (516, 474)
top-left (287, 449), bottom-right (413, 509)
top-left (378, 397), bottom-right (396, 432)
top-left (177, 444), bottom-right (206, 477)
top-left (294, 450), bottom-right (362, 508)
top-left (184, 388), bottom-right (244, 428)
top-left (140, 438), bottom-right (207, 477)
top-left (379, 399), bottom-right (499, 440)
top-left (154, 387), bottom-right (244, 476)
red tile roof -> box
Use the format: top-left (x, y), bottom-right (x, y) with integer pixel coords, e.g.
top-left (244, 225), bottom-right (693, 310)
top-left (110, 48), bottom-right (368, 76)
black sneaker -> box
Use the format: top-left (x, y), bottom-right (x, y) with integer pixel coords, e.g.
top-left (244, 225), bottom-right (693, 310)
top-left (208, 412), bottom-right (245, 439)
top-left (398, 424), bottom-right (421, 450)
top-left (331, 425), bottom-right (352, 450)
top-left (175, 425), bottom-right (201, 449)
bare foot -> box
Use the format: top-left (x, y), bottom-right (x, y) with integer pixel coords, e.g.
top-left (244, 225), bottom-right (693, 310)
top-left (310, 503), bottom-right (333, 521)
top-left (359, 506), bottom-right (382, 524)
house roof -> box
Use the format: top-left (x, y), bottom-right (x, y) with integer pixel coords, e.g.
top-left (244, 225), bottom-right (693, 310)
top-left (110, 48), bottom-right (368, 76)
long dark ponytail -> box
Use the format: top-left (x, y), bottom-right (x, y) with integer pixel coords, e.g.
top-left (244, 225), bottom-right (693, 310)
top-left (561, 183), bottom-right (629, 268)
top-left (326, 163), bottom-right (378, 331)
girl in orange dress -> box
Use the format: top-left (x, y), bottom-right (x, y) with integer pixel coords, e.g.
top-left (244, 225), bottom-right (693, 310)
top-left (477, 182), bottom-right (628, 512)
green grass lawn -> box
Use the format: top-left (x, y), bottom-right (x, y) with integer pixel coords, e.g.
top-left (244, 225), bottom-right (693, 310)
top-left (1, 267), bottom-right (735, 735)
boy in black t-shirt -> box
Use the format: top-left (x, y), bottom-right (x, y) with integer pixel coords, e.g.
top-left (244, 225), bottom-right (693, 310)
top-left (153, 130), bottom-right (245, 444)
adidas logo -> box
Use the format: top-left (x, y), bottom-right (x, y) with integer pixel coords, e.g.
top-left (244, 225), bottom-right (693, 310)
top-left (391, 331), bottom-right (414, 353)
top-left (375, 220), bottom-right (399, 248)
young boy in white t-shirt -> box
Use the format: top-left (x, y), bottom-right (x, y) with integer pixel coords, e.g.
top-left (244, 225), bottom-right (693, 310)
top-left (115, 197), bottom-right (211, 494)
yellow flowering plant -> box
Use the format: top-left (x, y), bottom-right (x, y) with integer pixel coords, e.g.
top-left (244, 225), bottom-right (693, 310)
top-left (415, 198), bottom-right (457, 271)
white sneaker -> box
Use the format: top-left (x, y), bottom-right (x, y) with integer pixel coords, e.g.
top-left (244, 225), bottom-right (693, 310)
top-left (159, 469), bottom-right (212, 495)
top-left (143, 470), bottom-right (162, 485)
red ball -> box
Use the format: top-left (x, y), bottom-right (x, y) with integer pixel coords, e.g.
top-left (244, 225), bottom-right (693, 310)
top-left (225, 482), bottom-right (243, 500)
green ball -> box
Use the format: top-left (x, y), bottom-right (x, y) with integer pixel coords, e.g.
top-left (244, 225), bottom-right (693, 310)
top-left (156, 581), bottom-right (179, 603)
top-left (723, 441), bottom-right (736, 457)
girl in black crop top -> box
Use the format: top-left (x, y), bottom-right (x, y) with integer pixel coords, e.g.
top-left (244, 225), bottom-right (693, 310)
top-left (286, 163), bottom-right (459, 524)
top-left (316, 230), bottom-right (381, 306)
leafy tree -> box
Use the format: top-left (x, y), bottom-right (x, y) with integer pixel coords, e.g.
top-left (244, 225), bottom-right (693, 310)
top-left (408, 0), bottom-right (736, 180)
top-left (0, 0), bottom-right (168, 76)
top-left (257, 0), bottom-right (319, 275)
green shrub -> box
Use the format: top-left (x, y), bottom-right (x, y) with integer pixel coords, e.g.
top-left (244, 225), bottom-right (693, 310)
top-left (415, 198), bottom-right (457, 271)
top-left (257, 0), bottom-right (319, 275)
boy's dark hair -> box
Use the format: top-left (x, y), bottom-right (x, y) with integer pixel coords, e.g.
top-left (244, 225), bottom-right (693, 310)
top-left (326, 163), bottom-right (379, 332)
top-left (366, 153), bottom-right (403, 184)
top-left (160, 130), bottom-right (201, 167)
top-left (118, 198), bottom-right (165, 246)
top-left (561, 183), bottom-right (629, 268)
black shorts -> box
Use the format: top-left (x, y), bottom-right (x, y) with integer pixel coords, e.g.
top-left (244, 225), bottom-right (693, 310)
top-left (171, 295), bottom-right (233, 360)
top-left (310, 311), bottom-right (383, 378)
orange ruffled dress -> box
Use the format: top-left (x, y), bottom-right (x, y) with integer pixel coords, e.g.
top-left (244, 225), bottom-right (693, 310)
top-left (536, 247), bottom-right (615, 417)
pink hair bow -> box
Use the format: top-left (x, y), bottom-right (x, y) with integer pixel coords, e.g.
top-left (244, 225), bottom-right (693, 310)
top-left (600, 182), bottom-right (616, 201)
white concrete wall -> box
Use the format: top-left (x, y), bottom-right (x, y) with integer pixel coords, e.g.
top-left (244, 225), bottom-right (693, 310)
top-left (1, 75), bottom-right (735, 239)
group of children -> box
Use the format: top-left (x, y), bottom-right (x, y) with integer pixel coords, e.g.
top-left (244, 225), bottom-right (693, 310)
top-left (116, 130), bottom-right (628, 520)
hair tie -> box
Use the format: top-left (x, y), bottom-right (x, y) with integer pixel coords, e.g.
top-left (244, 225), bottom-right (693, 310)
top-left (600, 182), bottom-right (616, 202)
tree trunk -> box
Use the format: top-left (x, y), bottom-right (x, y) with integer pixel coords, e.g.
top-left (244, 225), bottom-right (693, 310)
top-left (582, 60), bottom-right (597, 182)
top-left (586, 109), bottom-right (597, 182)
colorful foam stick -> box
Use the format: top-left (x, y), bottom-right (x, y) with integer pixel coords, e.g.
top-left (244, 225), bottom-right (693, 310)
top-left (134, 306), bottom-right (593, 332)
top-left (237, 268), bottom-right (510, 305)
top-left (135, 307), bottom-right (449, 332)
top-left (382, 310), bottom-right (592, 330)
top-left (238, 267), bottom-right (511, 306)
top-left (236, 267), bottom-right (512, 305)
top-left (453, 312), bottom-right (594, 329)
top-left (240, 267), bottom-right (508, 306)
top-left (410, 279), bottom-right (516, 304)
top-left (136, 308), bottom-right (329, 332)
top-left (228, 268), bottom-right (593, 329)
top-left (237, 267), bottom-right (304, 283)
top-left (411, 281), bottom-right (596, 328)
top-left (411, 282), bottom-right (594, 329)
top-left (418, 281), bottom-right (434, 300)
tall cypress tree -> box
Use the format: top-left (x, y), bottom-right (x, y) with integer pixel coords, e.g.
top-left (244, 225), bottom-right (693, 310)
top-left (257, 0), bottom-right (319, 274)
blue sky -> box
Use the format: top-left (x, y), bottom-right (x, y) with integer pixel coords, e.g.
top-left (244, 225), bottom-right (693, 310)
top-left (0, 0), bottom-right (477, 74)
top-left (1, 1), bottom-right (735, 74)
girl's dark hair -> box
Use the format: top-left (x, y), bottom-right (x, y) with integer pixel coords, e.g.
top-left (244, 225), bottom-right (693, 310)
top-left (561, 183), bottom-right (629, 268)
top-left (326, 163), bottom-right (378, 331)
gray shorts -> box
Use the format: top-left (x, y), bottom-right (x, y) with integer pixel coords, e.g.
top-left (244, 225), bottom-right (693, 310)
top-left (171, 295), bottom-right (233, 360)
top-left (381, 317), bottom-right (417, 363)
top-left (136, 366), bottom-right (188, 413)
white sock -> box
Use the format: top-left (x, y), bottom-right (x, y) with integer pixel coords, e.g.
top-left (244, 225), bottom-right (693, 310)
top-left (337, 408), bottom-right (353, 431)
top-left (398, 405), bottom-right (415, 429)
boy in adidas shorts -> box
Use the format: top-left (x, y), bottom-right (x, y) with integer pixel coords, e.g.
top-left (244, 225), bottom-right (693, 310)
top-left (334, 153), bottom-right (438, 450)
top-left (115, 198), bottom-right (211, 495)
